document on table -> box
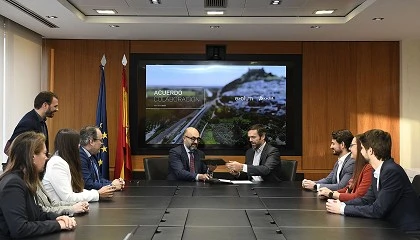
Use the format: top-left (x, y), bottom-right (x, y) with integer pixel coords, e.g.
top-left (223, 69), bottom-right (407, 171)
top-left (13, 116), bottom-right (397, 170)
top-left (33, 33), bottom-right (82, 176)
top-left (231, 180), bottom-right (253, 184)
top-left (217, 179), bottom-right (254, 184)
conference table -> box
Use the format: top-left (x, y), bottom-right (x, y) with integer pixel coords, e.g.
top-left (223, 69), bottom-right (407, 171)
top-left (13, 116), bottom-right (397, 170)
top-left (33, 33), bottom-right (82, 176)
top-left (30, 180), bottom-right (413, 240)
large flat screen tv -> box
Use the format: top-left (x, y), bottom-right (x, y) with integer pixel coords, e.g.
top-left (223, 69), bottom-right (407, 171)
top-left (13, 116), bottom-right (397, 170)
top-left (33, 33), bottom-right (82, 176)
top-left (129, 53), bottom-right (302, 156)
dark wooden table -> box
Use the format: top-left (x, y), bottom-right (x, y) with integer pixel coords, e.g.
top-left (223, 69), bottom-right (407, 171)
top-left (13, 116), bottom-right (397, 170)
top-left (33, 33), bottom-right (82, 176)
top-left (29, 180), bottom-right (413, 240)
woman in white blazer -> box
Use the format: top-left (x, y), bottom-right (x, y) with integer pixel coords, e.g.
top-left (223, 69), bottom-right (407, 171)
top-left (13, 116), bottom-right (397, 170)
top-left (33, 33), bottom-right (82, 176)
top-left (43, 129), bottom-right (114, 203)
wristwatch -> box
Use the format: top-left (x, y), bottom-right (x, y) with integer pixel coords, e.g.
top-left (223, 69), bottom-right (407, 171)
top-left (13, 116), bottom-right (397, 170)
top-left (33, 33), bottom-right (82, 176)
top-left (328, 191), bottom-right (334, 199)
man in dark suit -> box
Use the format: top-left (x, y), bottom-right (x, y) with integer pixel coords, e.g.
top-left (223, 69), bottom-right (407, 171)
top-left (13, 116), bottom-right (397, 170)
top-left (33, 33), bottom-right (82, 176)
top-left (167, 127), bottom-right (210, 181)
top-left (3, 91), bottom-right (59, 169)
top-left (302, 129), bottom-right (355, 191)
top-left (226, 124), bottom-right (281, 182)
top-left (79, 126), bottom-right (124, 190)
top-left (326, 129), bottom-right (420, 232)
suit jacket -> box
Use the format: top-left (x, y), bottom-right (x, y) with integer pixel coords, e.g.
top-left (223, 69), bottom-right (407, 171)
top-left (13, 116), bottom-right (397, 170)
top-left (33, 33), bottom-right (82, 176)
top-left (80, 147), bottom-right (111, 190)
top-left (337, 164), bottom-right (373, 202)
top-left (239, 143), bottom-right (282, 182)
top-left (0, 172), bottom-right (61, 239)
top-left (344, 159), bottom-right (420, 232)
top-left (317, 153), bottom-right (355, 191)
top-left (7, 109), bottom-right (49, 151)
top-left (167, 145), bottom-right (207, 181)
top-left (43, 155), bottom-right (100, 202)
top-left (36, 184), bottom-right (76, 216)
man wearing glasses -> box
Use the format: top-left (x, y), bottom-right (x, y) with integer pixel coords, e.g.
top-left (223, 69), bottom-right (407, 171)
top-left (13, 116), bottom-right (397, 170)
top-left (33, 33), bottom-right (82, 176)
top-left (167, 127), bottom-right (210, 181)
top-left (79, 126), bottom-right (124, 190)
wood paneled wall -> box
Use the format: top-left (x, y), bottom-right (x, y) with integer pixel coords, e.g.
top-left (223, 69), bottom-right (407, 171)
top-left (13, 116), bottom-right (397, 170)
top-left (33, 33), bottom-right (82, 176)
top-left (45, 40), bottom-right (399, 180)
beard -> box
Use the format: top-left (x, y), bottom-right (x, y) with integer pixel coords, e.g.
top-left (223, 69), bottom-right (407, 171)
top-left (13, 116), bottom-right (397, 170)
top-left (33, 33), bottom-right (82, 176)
top-left (189, 144), bottom-right (197, 151)
top-left (45, 109), bottom-right (56, 118)
top-left (332, 149), bottom-right (342, 156)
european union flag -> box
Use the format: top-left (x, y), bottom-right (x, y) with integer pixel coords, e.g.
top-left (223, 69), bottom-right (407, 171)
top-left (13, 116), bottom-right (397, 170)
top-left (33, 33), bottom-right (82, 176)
top-left (96, 64), bottom-right (109, 179)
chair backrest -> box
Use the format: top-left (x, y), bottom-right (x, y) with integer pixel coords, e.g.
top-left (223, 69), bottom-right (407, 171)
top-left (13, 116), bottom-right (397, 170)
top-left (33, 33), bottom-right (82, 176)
top-left (143, 157), bottom-right (169, 180)
top-left (280, 159), bottom-right (298, 181)
top-left (412, 175), bottom-right (420, 196)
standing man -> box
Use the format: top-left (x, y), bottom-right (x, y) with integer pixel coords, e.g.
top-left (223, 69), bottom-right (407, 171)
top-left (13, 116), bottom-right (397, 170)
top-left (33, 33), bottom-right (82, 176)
top-left (326, 129), bottom-right (420, 232)
top-left (79, 126), bottom-right (124, 190)
top-left (226, 124), bottom-right (281, 182)
top-left (3, 91), bottom-right (59, 169)
top-left (167, 127), bottom-right (209, 181)
top-left (302, 129), bottom-right (354, 191)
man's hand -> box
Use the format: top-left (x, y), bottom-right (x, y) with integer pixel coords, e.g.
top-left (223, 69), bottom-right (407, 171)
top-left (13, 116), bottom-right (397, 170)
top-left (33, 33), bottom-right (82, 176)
top-left (326, 199), bottom-right (342, 214)
top-left (226, 161), bottom-right (243, 172)
top-left (302, 179), bottom-right (316, 190)
top-left (197, 173), bottom-right (210, 181)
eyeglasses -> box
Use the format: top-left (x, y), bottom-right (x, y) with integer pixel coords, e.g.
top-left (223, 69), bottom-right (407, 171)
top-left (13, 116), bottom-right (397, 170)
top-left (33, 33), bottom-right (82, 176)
top-left (349, 143), bottom-right (356, 148)
top-left (184, 136), bottom-right (202, 143)
top-left (94, 138), bottom-right (103, 143)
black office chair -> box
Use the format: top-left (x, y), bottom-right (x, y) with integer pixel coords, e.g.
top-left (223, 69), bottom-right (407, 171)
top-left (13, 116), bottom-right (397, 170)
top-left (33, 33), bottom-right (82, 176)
top-left (143, 157), bottom-right (169, 180)
top-left (280, 159), bottom-right (298, 181)
top-left (412, 174), bottom-right (420, 197)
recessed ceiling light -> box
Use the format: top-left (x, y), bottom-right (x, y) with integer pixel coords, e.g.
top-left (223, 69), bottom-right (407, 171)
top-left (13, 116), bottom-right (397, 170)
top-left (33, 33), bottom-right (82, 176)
top-left (210, 26), bottom-right (220, 29)
top-left (207, 11), bottom-right (224, 15)
top-left (270, 0), bottom-right (282, 5)
top-left (372, 17), bottom-right (384, 21)
top-left (314, 10), bottom-right (335, 15)
top-left (109, 25), bottom-right (120, 28)
top-left (310, 26), bottom-right (321, 29)
top-left (150, 0), bottom-right (161, 4)
top-left (46, 16), bottom-right (57, 19)
top-left (95, 9), bottom-right (117, 14)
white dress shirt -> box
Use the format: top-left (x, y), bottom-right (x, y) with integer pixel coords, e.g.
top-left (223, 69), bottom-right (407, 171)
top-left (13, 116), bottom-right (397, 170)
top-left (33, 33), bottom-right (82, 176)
top-left (373, 161), bottom-right (383, 191)
top-left (243, 142), bottom-right (266, 181)
top-left (337, 152), bottom-right (351, 183)
top-left (42, 154), bottom-right (100, 203)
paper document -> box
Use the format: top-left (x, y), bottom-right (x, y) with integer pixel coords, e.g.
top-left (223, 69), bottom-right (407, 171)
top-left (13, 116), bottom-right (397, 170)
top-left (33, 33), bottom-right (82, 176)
top-left (231, 180), bottom-right (254, 184)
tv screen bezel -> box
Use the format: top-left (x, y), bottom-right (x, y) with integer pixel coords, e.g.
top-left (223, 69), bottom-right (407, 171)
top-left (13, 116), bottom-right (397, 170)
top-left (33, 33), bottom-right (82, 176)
top-left (129, 53), bottom-right (302, 156)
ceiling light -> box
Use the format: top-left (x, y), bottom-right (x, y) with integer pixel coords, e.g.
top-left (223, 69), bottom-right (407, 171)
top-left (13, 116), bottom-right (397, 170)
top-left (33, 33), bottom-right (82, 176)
top-left (372, 17), bottom-right (384, 21)
top-left (314, 10), bottom-right (335, 15)
top-left (150, 0), bottom-right (161, 4)
top-left (207, 11), bottom-right (224, 15)
top-left (46, 16), bottom-right (57, 19)
top-left (109, 25), bottom-right (120, 28)
top-left (210, 26), bottom-right (220, 29)
top-left (310, 26), bottom-right (321, 29)
top-left (95, 9), bottom-right (117, 14)
top-left (270, 0), bottom-right (282, 5)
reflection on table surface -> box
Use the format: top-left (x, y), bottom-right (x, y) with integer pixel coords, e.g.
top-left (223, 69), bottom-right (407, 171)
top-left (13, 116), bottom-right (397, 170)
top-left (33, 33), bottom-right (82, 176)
top-left (26, 181), bottom-right (412, 240)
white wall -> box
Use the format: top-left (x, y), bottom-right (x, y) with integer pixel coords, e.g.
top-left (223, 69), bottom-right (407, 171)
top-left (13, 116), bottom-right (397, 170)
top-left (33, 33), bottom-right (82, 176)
top-left (0, 16), bottom-right (44, 164)
top-left (400, 40), bottom-right (420, 171)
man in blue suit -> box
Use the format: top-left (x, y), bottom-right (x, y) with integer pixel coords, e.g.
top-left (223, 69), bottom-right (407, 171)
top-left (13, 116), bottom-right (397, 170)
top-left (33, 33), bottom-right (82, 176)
top-left (79, 126), bottom-right (124, 190)
top-left (167, 127), bottom-right (210, 181)
top-left (326, 129), bottom-right (420, 232)
top-left (302, 129), bottom-right (355, 191)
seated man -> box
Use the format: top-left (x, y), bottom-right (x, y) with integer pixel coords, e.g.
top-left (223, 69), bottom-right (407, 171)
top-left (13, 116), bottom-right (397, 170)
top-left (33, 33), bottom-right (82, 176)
top-left (79, 126), bottom-right (124, 190)
top-left (326, 129), bottom-right (420, 232)
top-left (226, 124), bottom-right (281, 182)
top-left (167, 127), bottom-right (210, 181)
top-left (302, 129), bottom-right (355, 191)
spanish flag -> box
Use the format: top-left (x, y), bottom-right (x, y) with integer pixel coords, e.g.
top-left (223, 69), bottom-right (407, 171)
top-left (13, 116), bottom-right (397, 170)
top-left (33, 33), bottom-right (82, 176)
top-left (114, 55), bottom-right (132, 180)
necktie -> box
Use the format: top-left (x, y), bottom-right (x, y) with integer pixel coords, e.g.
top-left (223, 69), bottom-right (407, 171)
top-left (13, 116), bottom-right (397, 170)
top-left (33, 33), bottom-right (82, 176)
top-left (90, 156), bottom-right (100, 182)
top-left (189, 152), bottom-right (195, 173)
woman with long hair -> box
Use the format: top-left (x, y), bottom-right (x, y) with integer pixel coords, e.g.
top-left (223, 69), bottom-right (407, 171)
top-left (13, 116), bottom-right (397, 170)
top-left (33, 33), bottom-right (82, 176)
top-left (42, 129), bottom-right (114, 203)
top-left (0, 132), bottom-right (76, 239)
top-left (318, 135), bottom-right (373, 201)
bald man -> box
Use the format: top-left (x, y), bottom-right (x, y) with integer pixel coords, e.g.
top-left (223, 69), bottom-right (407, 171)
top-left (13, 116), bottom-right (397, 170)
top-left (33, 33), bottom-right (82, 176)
top-left (167, 127), bottom-right (210, 181)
